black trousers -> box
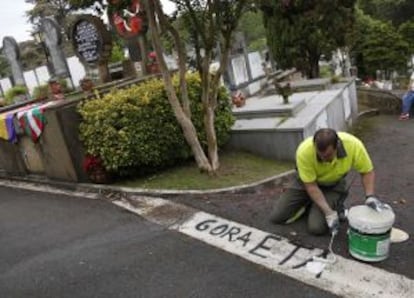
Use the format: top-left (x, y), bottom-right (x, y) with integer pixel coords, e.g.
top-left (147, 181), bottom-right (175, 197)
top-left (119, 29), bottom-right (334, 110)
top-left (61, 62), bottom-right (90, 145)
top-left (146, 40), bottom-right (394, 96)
top-left (270, 177), bottom-right (348, 235)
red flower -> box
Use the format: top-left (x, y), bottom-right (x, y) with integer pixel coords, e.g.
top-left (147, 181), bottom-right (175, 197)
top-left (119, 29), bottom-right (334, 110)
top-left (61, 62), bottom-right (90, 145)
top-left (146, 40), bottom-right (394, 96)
top-left (82, 155), bottom-right (104, 174)
top-left (148, 51), bottom-right (156, 59)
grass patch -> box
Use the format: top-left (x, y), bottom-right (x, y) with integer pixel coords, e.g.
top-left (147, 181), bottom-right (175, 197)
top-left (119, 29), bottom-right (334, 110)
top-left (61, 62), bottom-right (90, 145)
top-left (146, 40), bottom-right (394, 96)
top-left (115, 150), bottom-right (294, 190)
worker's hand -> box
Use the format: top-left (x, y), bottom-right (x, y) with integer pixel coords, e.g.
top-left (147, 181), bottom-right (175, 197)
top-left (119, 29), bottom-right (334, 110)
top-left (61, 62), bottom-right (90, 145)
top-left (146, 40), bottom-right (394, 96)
top-left (365, 195), bottom-right (391, 212)
top-left (325, 211), bottom-right (339, 235)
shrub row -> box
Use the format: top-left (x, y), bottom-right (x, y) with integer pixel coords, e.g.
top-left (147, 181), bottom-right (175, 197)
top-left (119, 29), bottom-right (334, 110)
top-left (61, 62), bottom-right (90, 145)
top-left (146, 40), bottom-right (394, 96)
top-left (78, 73), bottom-right (234, 176)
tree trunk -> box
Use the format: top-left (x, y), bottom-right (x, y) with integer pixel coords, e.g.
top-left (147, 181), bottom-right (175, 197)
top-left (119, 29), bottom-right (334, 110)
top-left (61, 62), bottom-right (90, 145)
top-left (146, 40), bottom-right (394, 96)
top-left (204, 105), bottom-right (219, 170)
top-left (98, 62), bottom-right (111, 83)
top-left (137, 35), bottom-right (148, 76)
top-left (308, 56), bottom-right (320, 78)
top-left (153, 0), bottom-right (191, 117)
top-left (143, 0), bottom-right (212, 172)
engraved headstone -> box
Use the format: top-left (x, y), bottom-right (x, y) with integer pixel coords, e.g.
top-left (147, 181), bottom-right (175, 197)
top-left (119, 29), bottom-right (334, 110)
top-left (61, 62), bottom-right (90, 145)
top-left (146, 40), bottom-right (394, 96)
top-left (2, 36), bottom-right (26, 86)
top-left (71, 15), bottom-right (113, 82)
top-left (75, 21), bottom-right (100, 64)
top-left (71, 15), bottom-right (112, 66)
top-left (40, 17), bottom-right (70, 79)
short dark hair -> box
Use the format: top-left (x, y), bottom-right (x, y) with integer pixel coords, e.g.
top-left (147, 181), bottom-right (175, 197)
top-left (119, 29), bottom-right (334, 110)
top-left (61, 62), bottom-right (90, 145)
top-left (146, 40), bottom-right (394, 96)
top-left (313, 128), bottom-right (338, 151)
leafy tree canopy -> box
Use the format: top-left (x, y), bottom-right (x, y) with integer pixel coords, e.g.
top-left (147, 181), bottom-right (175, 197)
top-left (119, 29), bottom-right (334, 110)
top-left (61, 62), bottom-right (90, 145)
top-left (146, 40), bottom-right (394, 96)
top-left (238, 10), bottom-right (267, 52)
top-left (357, 0), bottom-right (414, 26)
top-left (398, 21), bottom-right (414, 55)
top-left (0, 55), bottom-right (11, 78)
top-left (25, 0), bottom-right (74, 28)
top-left (350, 9), bottom-right (409, 78)
top-left (261, 0), bottom-right (357, 78)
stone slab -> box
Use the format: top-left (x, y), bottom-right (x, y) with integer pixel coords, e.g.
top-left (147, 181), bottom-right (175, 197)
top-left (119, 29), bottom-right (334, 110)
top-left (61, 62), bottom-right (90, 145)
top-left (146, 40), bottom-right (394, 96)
top-left (229, 80), bottom-right (357, 161)
top-left (232, 92), bottom-right (314, 118)
top-left (231, 90), bottom-right (341, 131)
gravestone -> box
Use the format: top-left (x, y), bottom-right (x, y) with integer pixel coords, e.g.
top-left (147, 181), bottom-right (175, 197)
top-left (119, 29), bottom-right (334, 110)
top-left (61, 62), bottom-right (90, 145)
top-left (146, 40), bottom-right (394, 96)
top-left (2, 36), bottom-right (26, 87)
top-left (40, 17), bottom-right (71, 82)
top-left (231, 56), bottom-right (249, 86)
top-left (71, 15), bottom-right (112, 83)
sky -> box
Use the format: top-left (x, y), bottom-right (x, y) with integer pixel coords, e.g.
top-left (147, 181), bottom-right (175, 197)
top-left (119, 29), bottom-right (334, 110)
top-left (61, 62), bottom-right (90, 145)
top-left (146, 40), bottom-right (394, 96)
top-left (0, 1), bottom-right (34, 42)
top-left (0, 0), bottom-right (177, 43)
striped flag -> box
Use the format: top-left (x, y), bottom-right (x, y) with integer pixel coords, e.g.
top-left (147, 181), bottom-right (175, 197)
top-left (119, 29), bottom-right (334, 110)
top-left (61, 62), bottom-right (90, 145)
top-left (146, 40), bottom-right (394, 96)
top-left (17, 107), bottom-right (46, 142)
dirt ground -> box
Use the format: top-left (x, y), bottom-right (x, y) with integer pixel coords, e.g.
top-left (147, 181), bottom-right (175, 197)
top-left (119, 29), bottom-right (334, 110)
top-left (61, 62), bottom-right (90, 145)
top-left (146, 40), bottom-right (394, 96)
top-left (173, 114), bottom-right (414, 279)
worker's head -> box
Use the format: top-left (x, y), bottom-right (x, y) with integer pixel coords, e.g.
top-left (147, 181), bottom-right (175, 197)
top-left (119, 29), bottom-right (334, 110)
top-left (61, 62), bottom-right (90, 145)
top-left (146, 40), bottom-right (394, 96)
top-left (313, 128), bottom-right (338, 162)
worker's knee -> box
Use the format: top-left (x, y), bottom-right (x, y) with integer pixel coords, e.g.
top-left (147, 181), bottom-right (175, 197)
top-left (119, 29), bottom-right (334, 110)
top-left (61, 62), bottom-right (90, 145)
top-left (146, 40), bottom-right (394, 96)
top-left (308, 221), bottom-right (329, 236)
top-left (269, 207), bottom-right (287, 224)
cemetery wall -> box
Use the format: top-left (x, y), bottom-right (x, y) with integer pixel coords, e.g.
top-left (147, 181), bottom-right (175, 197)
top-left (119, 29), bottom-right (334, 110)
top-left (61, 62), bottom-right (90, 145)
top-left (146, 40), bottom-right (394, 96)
top-left (357, 87), bottom-right (402, 114)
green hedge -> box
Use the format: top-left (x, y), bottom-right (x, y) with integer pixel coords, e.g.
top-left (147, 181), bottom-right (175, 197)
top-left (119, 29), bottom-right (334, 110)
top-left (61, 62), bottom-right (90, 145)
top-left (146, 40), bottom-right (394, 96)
top-left (32, 84), bottom-right (49, 100)
top-left (78, 73), bottom-right (234, 176)
top-left (4, 85), bottom-right (27, 105)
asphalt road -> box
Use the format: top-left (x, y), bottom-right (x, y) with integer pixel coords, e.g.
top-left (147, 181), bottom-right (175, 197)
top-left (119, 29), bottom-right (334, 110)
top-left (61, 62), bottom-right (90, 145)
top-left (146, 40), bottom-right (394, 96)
top-left (0, 187), bottom-right (336, 298)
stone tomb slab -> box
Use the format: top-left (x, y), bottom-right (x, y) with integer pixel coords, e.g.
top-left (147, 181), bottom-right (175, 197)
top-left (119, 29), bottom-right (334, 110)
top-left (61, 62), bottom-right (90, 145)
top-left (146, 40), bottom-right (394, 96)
top-left (232, 92), bottom-right (314, 119)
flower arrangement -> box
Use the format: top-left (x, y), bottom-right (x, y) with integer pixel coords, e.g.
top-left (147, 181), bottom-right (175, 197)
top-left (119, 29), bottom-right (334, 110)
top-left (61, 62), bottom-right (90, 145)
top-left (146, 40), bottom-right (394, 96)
top-left (148, 51), bottom-right (157, 62)
top-left (231, 90), bottom-right (246, 108)
top-left (82, 155), bottom-right (109, 183)
top-left (274, 81), bottom-right (292, 104)
top-left (79, 77), bottom-right (94, 93)
top-left (83, 155), bottom-right (102, 173)
top-left (147, 51), bottom-right (160, 74)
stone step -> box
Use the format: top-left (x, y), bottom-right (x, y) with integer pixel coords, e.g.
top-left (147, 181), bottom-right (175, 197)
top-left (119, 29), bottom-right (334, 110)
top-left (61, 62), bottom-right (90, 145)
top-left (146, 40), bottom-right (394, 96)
top-left (232, 93), bottom-right (310, 119)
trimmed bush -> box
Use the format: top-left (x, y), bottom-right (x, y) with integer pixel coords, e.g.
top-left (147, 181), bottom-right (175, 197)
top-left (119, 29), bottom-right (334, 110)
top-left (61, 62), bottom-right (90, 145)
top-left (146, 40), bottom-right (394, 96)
top-left (58, 78), bottom-right (73, 93)
top-left (32, 84), bottom-right (49, 100)
top-left (4, 85), bottom-right (27, 105)
top-left (78, 73), bottom-right (234, 176)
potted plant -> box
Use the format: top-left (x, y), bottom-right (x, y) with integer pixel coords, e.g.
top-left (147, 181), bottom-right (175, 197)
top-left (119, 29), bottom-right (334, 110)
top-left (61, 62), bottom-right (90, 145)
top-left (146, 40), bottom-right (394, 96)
top-left (146, 51), bottom-right (160, 74)
top-left (274, 81), bottom-right (292, 104)
top-left (32, 84), bottom-right (49, 101)
top-left (82, 155), bottom-right (110, 184)
top-left (79, 77), bottom-right (95, 93)
top-left (231, 90), bottom-right (246, 108)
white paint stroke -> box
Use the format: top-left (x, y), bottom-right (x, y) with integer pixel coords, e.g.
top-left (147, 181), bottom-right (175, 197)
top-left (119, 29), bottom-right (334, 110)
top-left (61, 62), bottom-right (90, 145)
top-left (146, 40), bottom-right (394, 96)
top-left (114, 196), bottom-right (414, 298)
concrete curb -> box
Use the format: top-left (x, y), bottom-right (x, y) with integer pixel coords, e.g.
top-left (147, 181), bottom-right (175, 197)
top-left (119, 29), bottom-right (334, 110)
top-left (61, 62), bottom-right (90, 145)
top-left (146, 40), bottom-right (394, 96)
top-left (357, 108), bottom-right (380, 118)
top-left (78, 169), bottom-right (296, 199)
top-left (0, 170), bottom-right (296, 200)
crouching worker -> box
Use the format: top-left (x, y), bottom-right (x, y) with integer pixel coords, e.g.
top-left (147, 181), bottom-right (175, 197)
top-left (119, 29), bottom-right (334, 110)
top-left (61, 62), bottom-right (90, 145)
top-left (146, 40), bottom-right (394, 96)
top-left (270, 128), bottom-right (383, 235)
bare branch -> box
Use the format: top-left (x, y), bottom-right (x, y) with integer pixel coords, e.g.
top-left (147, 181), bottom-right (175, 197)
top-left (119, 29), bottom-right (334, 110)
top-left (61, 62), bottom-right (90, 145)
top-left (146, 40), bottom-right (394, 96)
top-left (153, 0), bottom-right (191, 117)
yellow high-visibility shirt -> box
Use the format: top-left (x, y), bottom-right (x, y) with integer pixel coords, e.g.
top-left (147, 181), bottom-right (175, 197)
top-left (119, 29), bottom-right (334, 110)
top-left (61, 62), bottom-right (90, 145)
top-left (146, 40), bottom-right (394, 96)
top-left (296, 132), bottom-right (373, 185)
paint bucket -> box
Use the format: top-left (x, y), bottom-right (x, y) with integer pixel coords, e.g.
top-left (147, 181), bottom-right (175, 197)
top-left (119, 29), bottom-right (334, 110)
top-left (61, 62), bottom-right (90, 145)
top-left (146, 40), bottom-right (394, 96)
top-left (347, 205), bottom-right (395, 262)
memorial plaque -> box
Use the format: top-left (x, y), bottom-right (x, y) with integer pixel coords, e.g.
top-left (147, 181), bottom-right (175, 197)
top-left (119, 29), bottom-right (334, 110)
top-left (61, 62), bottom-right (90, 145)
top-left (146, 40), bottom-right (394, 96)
top-left (73, 20), bottom-right (102, 65)
top-left (71, 15), bottom-right (112, 67)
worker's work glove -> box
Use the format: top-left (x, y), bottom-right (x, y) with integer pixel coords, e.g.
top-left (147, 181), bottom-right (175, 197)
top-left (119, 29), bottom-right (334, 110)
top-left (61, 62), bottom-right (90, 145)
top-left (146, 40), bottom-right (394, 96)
top-left (325, 212), bottom-right (339, 235)
top-left (365, 195), bottom-right (391, 212)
